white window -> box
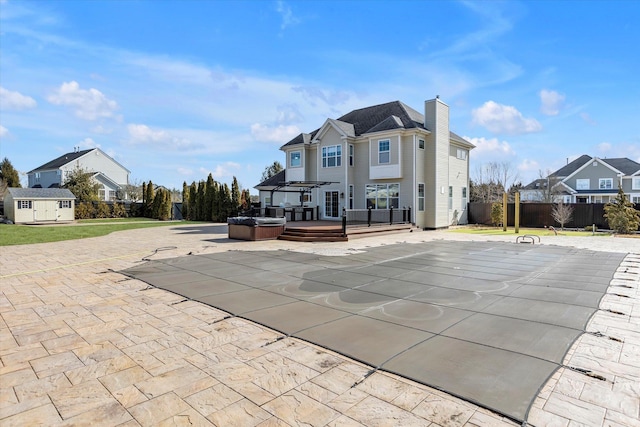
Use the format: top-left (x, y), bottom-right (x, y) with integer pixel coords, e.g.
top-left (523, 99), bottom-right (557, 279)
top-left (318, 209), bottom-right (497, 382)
top-left (109, 190), bottom-right (116, 201)
top-left (448, 186), bottom-right (453, 210)
top-left (35, 172), bottom-right (41, 182)
top-left (418, 183), bottom-right (425, 211)
top-left (56, 170), bottom-right (62, 176)
top-left (59, 200), bottom-right (72, 208)
top-left (378, 140), bottom-right (390, 164)
top-left (632, 195), bottom-right (640, 203)
top-left (349, 185), bottom-right (354, 209)
top-left (322, 145), bottom-right (342, 168)
top-left (461, 187), bottom-right (467, 208)
top-left (302, 193), bottom-right (312, 204)
top-left (290, 151), bottom-right (301, 168)
top-left (349, 144), bottom-right (354, 167)
top-left (599, 178), bottom-right (613, 190)
top-left (418, 139), bottom-right (425, 150)
top-left (264, 197), bottom-right (271, 206)
top-left (576, 179), bottom-right (590, 190)
top-left (456, 149), bottom-right (467, 160)
top-left (366, 183), bottom-right (399, 209)
top-left (632, 177), bottom-right (640, 190)
top-left (98, 189), bottom-right (106, 200)
top-left (18, 200), bottom-right (32, 209)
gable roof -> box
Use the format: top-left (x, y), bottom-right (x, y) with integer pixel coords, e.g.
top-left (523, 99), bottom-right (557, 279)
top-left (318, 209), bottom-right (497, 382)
top-left (550, 155), bottom-right (640, 178)
top-left (550, 155), bottom-right (592, 178)
top-left (28, 148), bottom-right (131, 174)
top-left (29, 149), bottom-right (95, 173)
top-left (601, 158), bottom-right (640, 175)
top-left (6, 187), bottom-right (76, 199)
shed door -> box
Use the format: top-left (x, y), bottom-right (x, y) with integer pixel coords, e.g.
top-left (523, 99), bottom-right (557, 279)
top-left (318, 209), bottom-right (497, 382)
top-left (34, 201), bottom-right (58, 221)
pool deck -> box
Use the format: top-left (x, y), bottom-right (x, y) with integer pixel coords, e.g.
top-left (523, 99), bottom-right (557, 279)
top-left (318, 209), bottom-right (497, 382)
top-left (1, 224), bottom-right (638, 426)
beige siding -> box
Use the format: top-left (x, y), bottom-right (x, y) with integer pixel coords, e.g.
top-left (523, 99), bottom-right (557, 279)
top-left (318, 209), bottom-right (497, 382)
top-left (449, 144), bottom-right (469, 224)
top-left (316, 127), bottom-right (347, 217)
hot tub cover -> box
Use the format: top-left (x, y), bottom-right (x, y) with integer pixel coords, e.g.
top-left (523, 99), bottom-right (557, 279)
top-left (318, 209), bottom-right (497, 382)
top-left (227, 216), bottom-right (286, 226)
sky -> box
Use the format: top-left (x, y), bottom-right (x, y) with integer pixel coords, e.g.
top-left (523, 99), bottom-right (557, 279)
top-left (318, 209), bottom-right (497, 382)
top-left (1, 0), bottom-right (639, 193)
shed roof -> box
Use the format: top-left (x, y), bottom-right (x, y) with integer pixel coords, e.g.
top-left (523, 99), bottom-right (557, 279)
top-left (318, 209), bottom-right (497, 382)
top-left (6, 188), bottom-right (76, 199)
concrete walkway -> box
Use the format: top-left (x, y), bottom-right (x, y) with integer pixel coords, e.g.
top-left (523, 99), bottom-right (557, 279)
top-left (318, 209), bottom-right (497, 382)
top-left (1, 224), bottom-right (638, 426)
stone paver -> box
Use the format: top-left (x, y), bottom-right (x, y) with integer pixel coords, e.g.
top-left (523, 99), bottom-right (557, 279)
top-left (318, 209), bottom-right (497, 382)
top-left (1, 224), bottom-right (638, 426)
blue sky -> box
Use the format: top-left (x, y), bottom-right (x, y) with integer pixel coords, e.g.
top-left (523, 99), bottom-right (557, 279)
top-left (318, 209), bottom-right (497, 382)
top-left (1, 0), bottom-right (639, 192)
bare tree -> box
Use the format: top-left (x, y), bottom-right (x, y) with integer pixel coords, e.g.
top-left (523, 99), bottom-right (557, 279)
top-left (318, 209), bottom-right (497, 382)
top-left (471, 161), bottom-right (519, 203)
top-left (551, 201), bottom-right (574, 230)
top-left (536, 169), bottom-right (562, 203)
top-left (122, 179), bottom-right (143, 202)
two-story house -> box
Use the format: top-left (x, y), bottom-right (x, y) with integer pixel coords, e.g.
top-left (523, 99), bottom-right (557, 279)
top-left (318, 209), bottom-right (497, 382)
top-left (521, 155), bottom-right (640, 203)
top-left (27, 148), bottom-right (130, 201)
top-left (255, 97), bottom-right (474, 229)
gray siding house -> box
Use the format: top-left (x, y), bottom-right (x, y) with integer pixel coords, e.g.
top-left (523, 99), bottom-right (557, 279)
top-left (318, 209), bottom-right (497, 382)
top-left (521, 155), bottom-right (640, 203)
top-left (27, 148), bottom-right (130, 201)
top-left (255, 97), bottom-right (474, 229)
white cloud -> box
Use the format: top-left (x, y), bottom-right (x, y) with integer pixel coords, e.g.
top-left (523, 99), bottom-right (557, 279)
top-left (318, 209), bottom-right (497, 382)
top-left (472, 101), bottom-right (542, 134)
top-left (91, 125), bottom-right (112, 134)
top-left (597, 142), bottom-right (611, 153)
top-left (0, 86), bottom-right (37, 110)
top-left (580, 112), bottom-right (596, 125)
top-left (518, 159), bottom-right (540, 172)
top-left (47, 81), bottom-right (118, 120)
top-left (78, 137), bottom-right (100, 148)
top-left (276, 1), bottom-right (300, 31)
top-left (250, 123), bottom-right (300, 143)
top-left (0, 125), bottom-right (8, 138)
top-left (126, 123), bottom-right (203, 150)
top-left (177, 167), bottom-right (193, 176)
top-left (198, 162), bottom-right (241, 180)
top-left (463, 136), bottom-right (515, 156)
top-left (539, 89), bottom-right (565, 116)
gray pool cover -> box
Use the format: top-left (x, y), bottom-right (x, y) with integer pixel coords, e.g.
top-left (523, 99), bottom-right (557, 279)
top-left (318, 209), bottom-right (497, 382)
top-left (121, 241), bottom-right (625, 422)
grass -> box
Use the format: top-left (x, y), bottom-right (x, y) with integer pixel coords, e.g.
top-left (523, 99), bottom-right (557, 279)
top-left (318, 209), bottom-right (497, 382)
top-left (0, 220), bottom-right (195, 246)
top-left (449, 226), bottom-right (607, 237)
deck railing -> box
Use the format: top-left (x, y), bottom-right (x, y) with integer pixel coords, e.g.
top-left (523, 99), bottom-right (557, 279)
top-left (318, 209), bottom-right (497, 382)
top-left (342, 207), bottom-right (412, 229)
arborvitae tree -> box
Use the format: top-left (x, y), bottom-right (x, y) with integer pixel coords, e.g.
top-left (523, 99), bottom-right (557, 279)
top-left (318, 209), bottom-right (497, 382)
top-left (182, 181), bottom-right (190, 220)
top-left (231, 176), bottom-right (241, 214)
top-left (158, 189), bottom-right (172, 220)
top-left (62, 165), bottom-right (101, 203)
top-left (0, 157), bottom-right (21, 192)
top-left (189, 182), bottom-right (197, 221)
top-left (217, 183), bottom-right (233, 221)
top-left (141, 181), bottom-right (147, 213)
top-left (145, 180), bottom-right (155, 218)
top-left (151, 187), bottom-right (163, 219)
top-left (196, 181), bottom-right (206, 221)
top-left (204, 173), bottom-right (215, 221)
top-left (604, 186), bottom-right (640, 234)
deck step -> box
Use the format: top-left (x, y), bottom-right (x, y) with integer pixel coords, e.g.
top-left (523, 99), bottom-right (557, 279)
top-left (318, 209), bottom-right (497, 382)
top-left (278, 234), bottom-right (348, 242)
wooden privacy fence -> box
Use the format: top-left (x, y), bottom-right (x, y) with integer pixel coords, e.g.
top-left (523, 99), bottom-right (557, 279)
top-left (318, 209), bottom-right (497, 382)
top-left (468, 203), bottom-right (640, 230)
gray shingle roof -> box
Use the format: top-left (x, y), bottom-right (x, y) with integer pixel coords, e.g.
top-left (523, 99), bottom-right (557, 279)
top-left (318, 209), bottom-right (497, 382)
top-left (601, 158), bottom-right (640, 175)
top-left (28, 149), bottom-right (94, 173)
top-left (6, 188), bottom-right (76, 199)
top-left (281, 100), bottom-right (470, 149)
top-left (550, 155), bottom-right (640, 177)
top-left (254, 169), bottom-right (286, 188)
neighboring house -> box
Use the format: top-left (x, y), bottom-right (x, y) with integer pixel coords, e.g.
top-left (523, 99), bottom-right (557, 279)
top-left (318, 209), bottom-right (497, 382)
top-left (27, 148), bottom-right (130, 201)
top-left (521, 155), bottom-right (640, 203)
top-left (255, 97), bottom-right (474, 229)
top-left (3, 188), bottom-right (76, 224)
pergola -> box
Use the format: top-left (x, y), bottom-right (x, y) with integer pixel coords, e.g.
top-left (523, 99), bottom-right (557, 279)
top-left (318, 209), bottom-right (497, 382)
top-left (268, 181), bottom-right (337, 207)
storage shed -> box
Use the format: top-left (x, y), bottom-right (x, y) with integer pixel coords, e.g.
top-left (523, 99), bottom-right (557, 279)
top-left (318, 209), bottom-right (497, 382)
top-left (3, 188), bottom-right (76, 224)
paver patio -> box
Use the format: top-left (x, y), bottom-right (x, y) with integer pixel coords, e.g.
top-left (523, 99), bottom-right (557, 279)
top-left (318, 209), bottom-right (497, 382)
top-left (1, 224), bottom-right (638, 426)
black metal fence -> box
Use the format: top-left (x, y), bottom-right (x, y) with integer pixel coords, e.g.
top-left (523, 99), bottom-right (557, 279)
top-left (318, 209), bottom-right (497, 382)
top-left (344, 207), bottom-right (412, 227)
top-left (468, 202), bottom-right (640, 229)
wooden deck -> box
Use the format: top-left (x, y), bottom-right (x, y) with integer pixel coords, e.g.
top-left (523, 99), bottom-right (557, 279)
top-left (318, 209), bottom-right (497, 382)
top-left (279, 220), bottom-right (414, 242)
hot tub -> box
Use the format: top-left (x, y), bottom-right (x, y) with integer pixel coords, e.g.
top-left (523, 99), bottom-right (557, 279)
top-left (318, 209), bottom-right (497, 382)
top-left (227, 217), bottom-right (286, 241)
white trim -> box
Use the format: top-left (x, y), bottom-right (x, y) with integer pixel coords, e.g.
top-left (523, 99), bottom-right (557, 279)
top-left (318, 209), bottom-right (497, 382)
top-left (563, 156), bottom-right (623, 184)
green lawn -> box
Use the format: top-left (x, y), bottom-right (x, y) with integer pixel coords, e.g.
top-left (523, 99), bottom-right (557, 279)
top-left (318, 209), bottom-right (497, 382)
top-left (449, 226), bottom-right (607, 237)
top-left (0, 220), bottom-right (195, 246)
